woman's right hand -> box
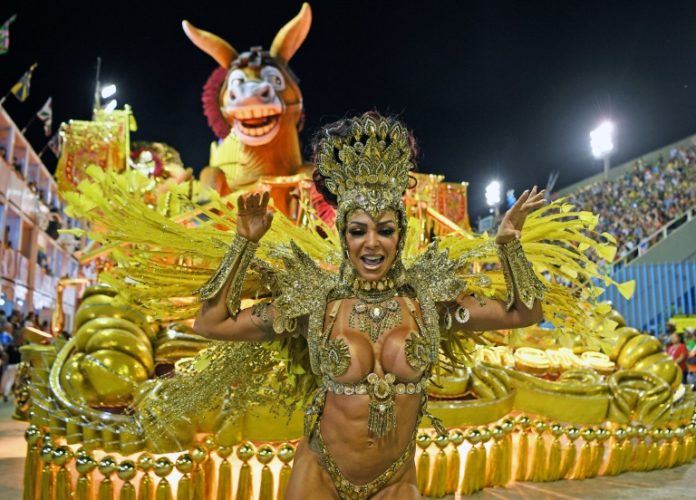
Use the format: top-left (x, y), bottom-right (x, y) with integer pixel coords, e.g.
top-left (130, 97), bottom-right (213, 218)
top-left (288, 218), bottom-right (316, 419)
top-left (237, 191), bottom-right (273, 243)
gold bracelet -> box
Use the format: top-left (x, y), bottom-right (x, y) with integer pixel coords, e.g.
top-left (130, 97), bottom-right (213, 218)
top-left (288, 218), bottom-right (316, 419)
top-left (198, 234), bottom-right (259, 316)
top-left (497, 238), bottom-right (545, 310)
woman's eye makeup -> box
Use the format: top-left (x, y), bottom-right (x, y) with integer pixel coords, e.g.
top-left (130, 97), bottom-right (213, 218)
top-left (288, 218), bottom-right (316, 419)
top-left (379, 228), bottom-right (396, 236)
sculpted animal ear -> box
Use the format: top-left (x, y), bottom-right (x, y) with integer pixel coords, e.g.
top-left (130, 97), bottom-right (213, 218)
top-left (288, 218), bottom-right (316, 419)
top-left (270, 2), bottom-right (312, 63)
top-left (182, 20), bottom-right (238, 68)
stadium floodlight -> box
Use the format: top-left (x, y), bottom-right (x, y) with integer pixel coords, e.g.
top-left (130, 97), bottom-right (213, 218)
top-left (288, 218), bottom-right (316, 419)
top-left (101, 83), bottom-right (117, 99)
top-left (590, 121), bottom-right (615, 178)
top-left (104, 99), bottom-right (118, 113)
top-left (485, 180), bottom-right (502, 207)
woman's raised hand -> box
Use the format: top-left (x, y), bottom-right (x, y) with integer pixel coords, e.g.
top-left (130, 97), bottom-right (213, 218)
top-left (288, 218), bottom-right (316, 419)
top-left (495, 186), bottom-right (546, 244)
top-left (236, 191), bottom-right (273, 243)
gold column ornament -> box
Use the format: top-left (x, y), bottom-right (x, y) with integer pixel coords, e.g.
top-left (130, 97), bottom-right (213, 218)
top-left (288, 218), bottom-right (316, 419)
top-left (198, 234), bottom-right (259, 316)
top-left (137, 453), bottom-right (155, 500)
top-left (276, 444), bottom-right (295, 500)
top-left (117, 461), bottom-right (137, 500)
top-left (75, 451), bottom-right (97, 500)
top-left (53, 446), bottom-right (74, 500)
top-left (153, 457), bottom-right (174, 500)
top-left (497, 238), bottom-right (546, 310)
top-left (97, 456), bottom-right (117, 500)
top-left (23, 426), bottom-right (42, 500)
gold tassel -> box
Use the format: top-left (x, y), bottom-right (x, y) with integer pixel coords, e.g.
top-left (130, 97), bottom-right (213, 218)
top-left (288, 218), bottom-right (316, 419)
top-left (546, 438), bottom-right (562, 481)
top-left (574, 442), bottom-right (592, 480)
top-left (620, 438), bottom-right (633, 473)
top-left (631, 438), bottom-right (648, 472)
top-left (476, 444), bottom-right (487, 492)
top-left (23, 444), bottom-right (40, 500)
top-left (604, 440), bottom-right (621, 476)
top-left (138, 474), bottom-right (154, 500)
top-left (98, 479), bottom-right (114, 500)
top-left (446, 445), bottom-right (461, 494)
top-left (561, 440), bottom-right (577, 479)
top-left (501, 433), bottom-right (513, 485)
top-left (155, 479), bottom-right (172, 500)
top-left (427, 434), bottom-right (449, 498)
top-left (416, 447), bottom-right (431, 494)
top-left (683, 436), bottom-right (694, 464)
top-left (589, 442), bottom-right (603, 477)
top-left (646, 440), bottom-right (660, 470)
top-left (192, 472), bottom-right (205, 500)
top-left (258, 466), bottom-right (274, 500)
top-left (76, 475), bottom-right (93, 500)
top-left (204, 456), bottom-right (215, 499)
top-left (667, 439), bottom-right (679, 468)
top-left (515, 430), bottom-right (529, 481)
top-left (40, 463), bottom-right (54, 500)
top-left (277, 464), bottom-right (291, 500)
top-left (658, 441), bottom-right (671, 469)
top-left (120, 484), bottom-right (136, 500)
top-left (176, 475), bottom-right (191, 500)
top-left (216, 460), bottom-right (232, 500)
top-left (235, 464), bottom-right (252, 500)
top-left (459, 446), bottom-right (479, 496)
top-left (55, 467), bottom-right (73, 500)
top-left (529, 432), bottom-right (547, 482)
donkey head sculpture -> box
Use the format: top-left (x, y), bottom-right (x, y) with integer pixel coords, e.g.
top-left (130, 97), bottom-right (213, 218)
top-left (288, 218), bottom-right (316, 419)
top-left (183, 3), bottom-right (311, 181)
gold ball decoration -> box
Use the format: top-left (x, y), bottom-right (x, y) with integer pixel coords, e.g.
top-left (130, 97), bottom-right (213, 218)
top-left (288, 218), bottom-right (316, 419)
top-left (137, 453), bottom-right (154, 472)
top-left (626, 426), bottom-right (638, 439)
top-left (635, 426), bottom-right (647, 439)
top-left (566, 427), bottom-right (580, 441)
top-left (52, 446), bottom-right (73, 467)
top-left (434, 434), bottom-right (450, 450)
top-left (75, 454), bottom-right (97, 475)
top-left (501, 419), bottom-right (515, 434)
top-left (595, 428), bottom-right (610, 442)
top-left (675, 426), bottom-right (686, 439)
top-left (550, 424), bottom-right (564, 438)
top-left (663, 428), bottom-right (674, 440)
top-left (216, 446), bottom-right (233, 459)
top-left (203, 436), bottom-right (217, 452)
top-left (190, 444), bottom-right (207, 464)
top-left (465, 429), bottom-right (482, 446)
top-left (534, 420), bottom-right (547, 434)
top-left (25, 425), bottom-right (42, 445)
top-left (117, 460), bottom-right (137, 481)
top-left (491, 426), bottom-right (504, 441)
top-left (479, 427), bottom-right (492, 443)
top-left (416, 433), bottom-right (433, 449)
top-left (581, 427), bottom-right (595, 442)
top-left (449, 430), bottom-right (465, 446)
top-left (651, 427), bottom-right (664, 442)
top-left (154, 457), bottom-right (174, 478)
top-left (40, 444), bottom-right (54, 464)
top-left (614, 428), bottom-right (627, 441)
top-left (516, 415), bottom-right (531, 428)
top-left (277, 443), bottom-right (295, 464)
top-left (175, 454), bottom-right (194, 474)
top-left (257, 445), bottom-right (275, 465)
top-left (687, 423), bottom-right (696, 436)
top-left (98, 456), bottom-right (117, 477)
top-left (236, 442), bottom-right (255, 462)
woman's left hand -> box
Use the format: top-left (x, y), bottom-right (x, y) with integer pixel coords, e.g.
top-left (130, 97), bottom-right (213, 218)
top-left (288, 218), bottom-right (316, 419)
top-left (495, 186), bottom-right (546, 244)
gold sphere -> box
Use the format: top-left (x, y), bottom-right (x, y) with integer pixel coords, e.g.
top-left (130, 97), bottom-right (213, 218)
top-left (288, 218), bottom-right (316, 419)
top-left (550, 424), bottom-right (564, 437)
top-left (190, 444), bottom-right (207, 464)
top-left (449, 430), bottom-right (465, 446)
top-left (501, 419), bottom-right (515, 434)
top-left (465, 429), bottom-right (482, 445)
top-left (675, 427), bottom-right (686, 439)
top-left (257, 445), bottom-right (275, 465)
top-left (175, 454), bottom-right (194, 474)
top-left (566, 427), bottom-right (580, 441)
top-left (479, 427), bottom-right (492, 443)
top-left (416, 433), bottom-right (433, 449)
top-left (614, 428), bottom-right (627, 441)
top-left (75, 454), bottom-right (97, 475)
top-left (98, 456), bottom-right (117, 476)
top-left (154, 457), bottom-right (173, 477)
top-left (687, 423), bottom-right (696, 436)
top-left (137, 453), bottom-right (154, 472)
top-left (663, 428), bottom-right (674, 440)
top-left (25, 425), bottom-right (42, 445)
top-left (595, 428), bottom-right (610, 442)
top-left (216, 446), bottom-right (233, 459)
top-left (635, 426), bottom-right (647, 438)
top-left (40, 444), bottom-right (54, 464)
top-left (277, 443), bottom-right (295, 464)
top-left (434, 434), bottom-right (450, 449)
top-left (651, 428), bottom-right (665, 441)
top-left (581, 427), bottom-right (595, 442)
top-left (491, 426), bottom-right (505, 441)
top-left (117, 460), bottom-right (137, 481)
top-left (534, 420), bottom-right (547, 434)
top-left (203, 436), bottom-right (217, 452)
top-left (52, 446), bottom-right (73, 467)
top-left (516, 415), bottom-right (531, 428)
top-left (236, 442), bottom-right (255, 462)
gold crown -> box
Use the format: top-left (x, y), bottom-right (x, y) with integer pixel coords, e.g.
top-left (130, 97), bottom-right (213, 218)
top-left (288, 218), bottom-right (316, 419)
top-left (317, 116), bottom-right (414, 220)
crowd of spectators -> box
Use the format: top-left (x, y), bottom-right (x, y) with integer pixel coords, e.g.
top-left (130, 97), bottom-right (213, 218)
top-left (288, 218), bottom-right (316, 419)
top-left (567, 146), bottom-right (696, 261)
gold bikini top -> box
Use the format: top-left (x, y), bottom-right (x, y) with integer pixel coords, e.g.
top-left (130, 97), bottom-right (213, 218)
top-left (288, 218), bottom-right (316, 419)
top-left (317, 296), bottom-right (432, 437)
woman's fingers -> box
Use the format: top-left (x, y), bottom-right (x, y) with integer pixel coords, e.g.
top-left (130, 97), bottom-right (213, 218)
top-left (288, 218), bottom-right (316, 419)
top-left (261, 190), bottom-right (270, 209)
top-left (237, 194), bottom-right (246, 212)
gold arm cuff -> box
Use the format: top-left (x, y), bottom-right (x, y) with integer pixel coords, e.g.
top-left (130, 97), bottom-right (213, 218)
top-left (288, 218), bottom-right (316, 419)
top-left (198, 234), bottom-right (259, 316)
top-left (497, 238), bottom-right (545, 310)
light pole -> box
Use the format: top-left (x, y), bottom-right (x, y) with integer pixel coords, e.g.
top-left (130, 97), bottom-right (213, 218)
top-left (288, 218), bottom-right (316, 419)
top-left (92, 57), bottom-right (118, 114)
top-left (590, 120), bottom-right (615, 179)
top-left (485, 180), bottom-right (502, 217)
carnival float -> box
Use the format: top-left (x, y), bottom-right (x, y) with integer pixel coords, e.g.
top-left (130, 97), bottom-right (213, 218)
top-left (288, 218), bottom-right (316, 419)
top-left (17, 3), bottom-right (696, 499)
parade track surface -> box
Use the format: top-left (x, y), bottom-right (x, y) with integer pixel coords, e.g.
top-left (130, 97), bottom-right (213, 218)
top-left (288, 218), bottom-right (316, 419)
top-left (0, 400), bottom-right (695, 499)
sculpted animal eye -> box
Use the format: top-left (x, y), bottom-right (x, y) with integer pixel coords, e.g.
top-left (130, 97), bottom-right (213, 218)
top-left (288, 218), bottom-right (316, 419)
top-left (261, 66), bottom-right (286, 91)
top-left (228, 69), bottom-right (246, 86)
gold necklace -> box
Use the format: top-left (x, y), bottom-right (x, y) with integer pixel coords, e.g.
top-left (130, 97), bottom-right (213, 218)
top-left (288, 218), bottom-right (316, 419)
top-left (349, 297), bottom-right (401, 342)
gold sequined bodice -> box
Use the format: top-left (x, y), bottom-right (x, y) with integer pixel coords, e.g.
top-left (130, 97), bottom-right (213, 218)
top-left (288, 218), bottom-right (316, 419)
top-left (319, 297), bottom-right (431, 385)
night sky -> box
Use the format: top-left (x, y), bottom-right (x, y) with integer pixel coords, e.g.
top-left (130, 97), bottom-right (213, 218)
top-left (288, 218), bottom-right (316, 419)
top-left (3, 0), bottom-right (696, 220)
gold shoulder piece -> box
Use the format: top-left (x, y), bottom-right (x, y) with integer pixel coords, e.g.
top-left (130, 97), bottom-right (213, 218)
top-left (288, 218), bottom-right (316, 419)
top-left (405, 241), bottom-right (467, 303)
